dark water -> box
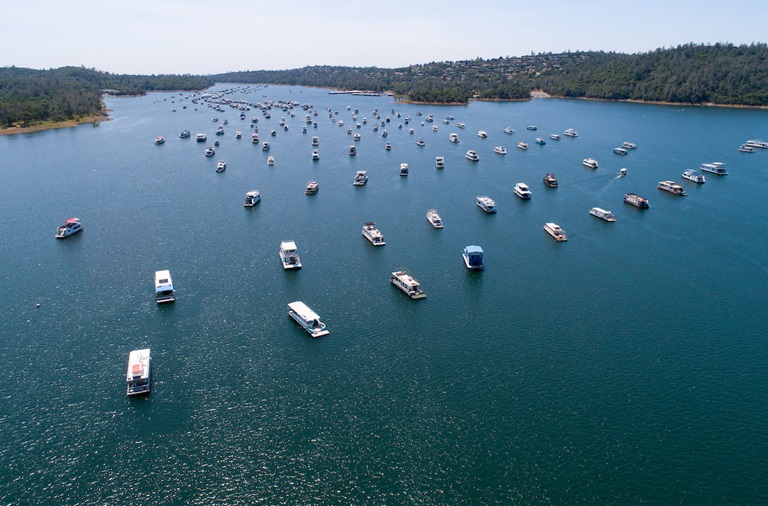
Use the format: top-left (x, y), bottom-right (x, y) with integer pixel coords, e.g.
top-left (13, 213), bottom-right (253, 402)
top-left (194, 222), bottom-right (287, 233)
top-left (1, 85), bottom-right (767, 504)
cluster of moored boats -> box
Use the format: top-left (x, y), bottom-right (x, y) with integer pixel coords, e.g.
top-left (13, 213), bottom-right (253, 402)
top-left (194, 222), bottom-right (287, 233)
top-left (76, 85), bottom-right (768, 394)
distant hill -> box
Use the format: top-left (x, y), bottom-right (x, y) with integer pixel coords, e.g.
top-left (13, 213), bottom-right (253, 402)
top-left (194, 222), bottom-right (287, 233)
top-left (2, 43), bottom-right (767, 129)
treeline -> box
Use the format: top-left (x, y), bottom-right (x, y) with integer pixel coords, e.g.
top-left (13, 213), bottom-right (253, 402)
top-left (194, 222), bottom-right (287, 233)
top-left (3, 43), bottom-right (767, 128)
top-left (0, 66), bottom-right (213, 127)
top-left (215, 43), bottom-right (768, 106)
top-left (535, 43), bottom-right (768, 105)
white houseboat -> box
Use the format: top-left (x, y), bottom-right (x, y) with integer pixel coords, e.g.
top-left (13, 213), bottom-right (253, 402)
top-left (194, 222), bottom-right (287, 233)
top-left (494, 146), bottom-right (507, 155)
top-left (279, 241), bottom-right (302, 269)
top-left (435, 156), bottom-right (445, 169)
top-left (305, 181), bottom-right (319, 194)
top-left (477, 130), bottom-right (488, 138)
top-left (550, 134), bottom-right (561, 141)
top-left (682, 170), bottom-right (706, 184)
top-left (564, 128), bottom-right (579, 137)
top-left (465, 150), bottom-right (480, 161)
top-left (503, 127), bottom-right (515, 135)
top-left (56, 218), bottom-right (83, 238)
top-left (449, 133), bottom-right (460, 143)
top-left (544, 223), bottom-right (568, 241)
top-left (699, 162), bottom-right (728, 175)
top-left (288, 301), bottom-right (329, 337)
top-left (362, 222), bottom-right (386, 246)
top-left (476, 195), bottom-right (497, 213)
top-left (399, 163), bottom-right (409, 176)
top-left (543, 173), bottom-right (558, 188)
top-left (126, 349), bottom-right (151, 396)
top-left (244, 190), bottom-right (261, 207)
top-left (462, 245), bottom-right (484, 270)
top-left (154, 270), bottom-right (175, 303)
top-left (426, 209), bottom-right (444, 228)
top-left (514, 182), bottom-right (532, 199)
top-left (196, 133), bottom-right (207, 142)
top-left (353, 170), bottom-right (368, 186)
top-left (589, 207), bottom-right (616, 222)
top-left (390, 271), bottom-right (426, 299)
top-left (583, 158), bottom-right (599, 169)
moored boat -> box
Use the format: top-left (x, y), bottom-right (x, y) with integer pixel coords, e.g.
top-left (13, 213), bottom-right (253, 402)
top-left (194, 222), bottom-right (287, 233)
top-left (564, 128), bottom-right (578, 137)
top-left (154, 270), bottom-right (175, 303)
top-left (535, 137), bottom-right (546, 145)
top-left (154, 136), bottom-right (165, 145)
top-left (621, 141), bottom-right (637, 150)
top-left (550, 134), bottom-right (561, 141)
top-left (477, 130), bottom-right (488, 138)
top-left (426, 209), bottom-right (443, 228)
top-left (126, 349), bottom-right (151, 396)
top-left (739, 145), bottom-right (756, 153)
top-left (476, 195), bottom-right (496, 213)
top-left (657, 180), bottom-right (687, 196)
top-left (682, 170), bottom-right (705, 184)
top-left (745, 139), bottom-right (768, 149)
top-left (543, 173), bottom-right (558, 188)
top-left (699, 162), bottom-right (728, 175)
top-left (56, 217), bottom-right (83, 238)
top-left (399, 163), bottom-right (409, 176)
top-left (624, 193), bottom-right (649, 208)
top-left (205, 147), bottom-right (215, 157)
top-left (613, 147), bottom-right (628, 156)
top-left (353, 170), bottom-right (368, 186)
top-left (390, 271), bottom-right (426, 299)
top-left (216, 160), bottom-right (226, 173)
top-left (503, 127), bottom-right (515, 135)
top-left (589, 207), bottom-right (616, 222)
top-left (494, 146), bottom-right (507, 155)
top-left (179, 130), bottom-right (190, 139)
top-left (462, 245), bottom-right (484, 270)
top-left (312, 149), bottom-right (319, 160)
top-left (279, 241), bottom-right (302, 269)
top-left (435, 156), bottom-right (445, 169)
top-left (517, 141), bottom-right (528, 150)
top-left (362, 222), bottom-right (385, 246)
top-left (244, 190), bottom-right (261, 207)
top-left (267, 156), bottom-right (275, 166)
top-left (583, 158), bottom-right (598, 169)
top-left (544, 223), bottom-right (567, 241)
top-left (526, 125), bottom-right (537, 131)
top-left (416, 138), bottom-right (426, 147)
top-left (288, 301), bottom-right (329, 337)
top-left (305, 181), bottom-right (319, 194)
top-left (196, 133), bottom-right (207, 142)
top-left (349, 145), bottom-right (357, 156)
top-left (465, 150), bottom-right (480, 161)
top-left (449, 133), bottom-right (459, 143)
top-left (514, 182), bottom-right (532, 199)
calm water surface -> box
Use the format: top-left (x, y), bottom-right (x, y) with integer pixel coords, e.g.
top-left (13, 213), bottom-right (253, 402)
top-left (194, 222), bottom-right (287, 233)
top-left (1, 85), bottom-right (767, 504)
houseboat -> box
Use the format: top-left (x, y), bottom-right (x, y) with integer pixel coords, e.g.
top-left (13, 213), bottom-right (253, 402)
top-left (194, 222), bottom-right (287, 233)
top-left (311, 136), bottom-right (319, 146)
top-left (267, 156), bottom-right (275, 166)
top-left (362, 222), bottom-right (385, 246)
top-left (583, 158), bottom-right (598, 169)
top-left (544, 223), bottom-right (568, 241)
top-left (535, 138), bottom-right (546, 145)
top-left (154, 270), bottom-right (175, 303)
top-left (216, 160), bottom-right (226, 172)
top-left (477, 130), bottom-right (488, 138)
top-left (476, 196), bottom-right (497, 213)
top-left (288, 301), bottom-right (329, 337)
top-left (179, 130), bottom-right (190, 139)
top-left (312, 150), bottom-right (319, 160)
top-left (503, 127), bottom-right (515, 135)
top-left (390, 271), bottom-right (426, 299)
top-left (126, 349), bottom-right (151, 396)
top-left (613, 147), bottom-right (628, 155)
top-left (205, 147), bottom-right (215, 157)
top-left (657, 180), bottom-right (687, 196)
top-left (699, 162), bottom-right (728, 175)
top-left (514, 182), bottom-right (532, 199)
top-left (349, 145), bottom-right (357, 156)
top-left (196, 133), bottom-right (207, 142)
top-left (550, 134), bottom-right (561, 141)
top-left (353, 170), bottom-right (368, 186)
top-left (435, 156), bottom-right (445, 169)
top-left (564, 129), bottom-right (579, 137)
top-left (517, 141), bottom-right (528, 150)
top-left (449, 133), bottom-right (460, 143)
top-left (262, 142), bottom-right (270, 151)
top-left (416, 138), bottom-right (426, 147)
top-left (739, 145), bottom-right (756, 153)
top-left (494, 146), bottom-right (507, 155)
top-left (623, 193), bottom-right (649, 208)
top-left (526, 125), bottom-right (537, 131)
top-left (244, 190), bottom-right (261, 207)
top-left (621, 141), bottom-right (637, 150)
top-left (426, 209), bottom-right (444, 228)
top-left (462, 245), bottom-right (484, 270)
top-left (399, 163), bottom-right (409, 176)
top-left (279, 241), bottom-right (302, 269)
top-left (154, 136), bottom-right (165, 145)
top-left (543, 173), bottom-right (558, 188)
top-left (745, 139), bottom-right (768, 149)
top-left (457, 122), bottom-right (466, 129)
top-left (465, 150), bottom-right (480, 161)
top-left (56, 218), bottom-right (83, 238)
top-left (682, 170), bottom-right (706, 184)
top-left (589, 207), bottom-right (616, 222)
top-left (305, 181), bottom-right (319, 194)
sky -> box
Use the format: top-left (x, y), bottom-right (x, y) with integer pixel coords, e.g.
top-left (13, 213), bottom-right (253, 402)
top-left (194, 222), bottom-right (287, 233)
top-left (3, 0), bottom-right (766, 75)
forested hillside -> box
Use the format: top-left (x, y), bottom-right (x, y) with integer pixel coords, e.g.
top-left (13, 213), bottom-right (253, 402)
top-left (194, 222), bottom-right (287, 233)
top-left (0, 66), bottom-right (213, 127)
top-left (2, 43), bottom-right (767, 130)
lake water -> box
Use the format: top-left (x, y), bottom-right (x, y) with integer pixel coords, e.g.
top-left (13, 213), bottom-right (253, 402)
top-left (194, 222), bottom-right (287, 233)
top-left (1, 85), bottom-right (767, 504)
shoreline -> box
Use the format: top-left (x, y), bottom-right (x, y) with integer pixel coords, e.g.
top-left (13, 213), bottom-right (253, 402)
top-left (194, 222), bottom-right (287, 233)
top-left (0, 110), bottom-right (111, 137)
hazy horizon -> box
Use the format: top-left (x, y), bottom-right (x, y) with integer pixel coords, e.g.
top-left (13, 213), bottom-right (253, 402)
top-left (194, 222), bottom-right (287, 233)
top-left (3, 0), bottom-right (765, 75)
